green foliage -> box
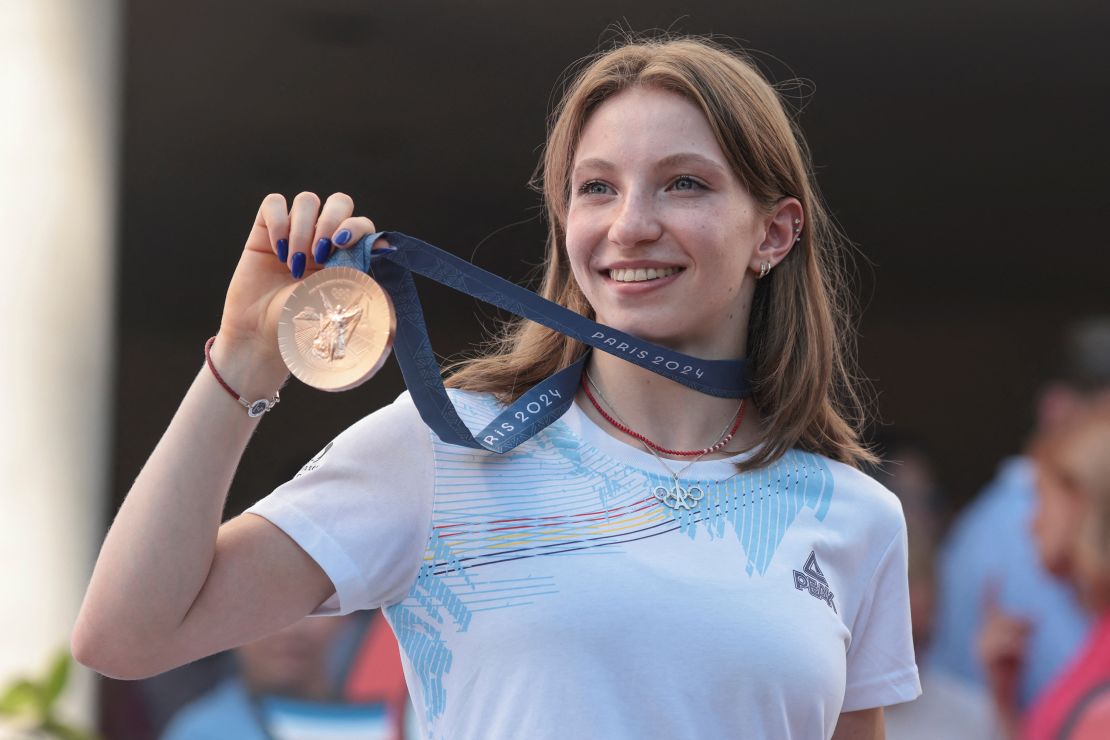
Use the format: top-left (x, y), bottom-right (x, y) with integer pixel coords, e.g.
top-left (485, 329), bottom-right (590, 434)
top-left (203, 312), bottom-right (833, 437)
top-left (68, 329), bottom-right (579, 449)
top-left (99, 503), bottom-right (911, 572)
top-left (0, 648), bottom-right (99, 740)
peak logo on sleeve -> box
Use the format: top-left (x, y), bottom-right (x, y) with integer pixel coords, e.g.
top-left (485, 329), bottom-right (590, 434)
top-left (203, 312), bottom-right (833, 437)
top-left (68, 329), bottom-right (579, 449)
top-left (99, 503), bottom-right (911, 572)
top-left (793, 550), bottom-right (837, 613)
top-left (295, 441), bottom-right (334, 478)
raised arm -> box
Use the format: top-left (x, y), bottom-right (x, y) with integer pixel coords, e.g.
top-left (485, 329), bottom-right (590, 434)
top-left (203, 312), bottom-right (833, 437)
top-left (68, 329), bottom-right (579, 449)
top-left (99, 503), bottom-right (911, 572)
top-left (71, 192), bottom-right (381, 679)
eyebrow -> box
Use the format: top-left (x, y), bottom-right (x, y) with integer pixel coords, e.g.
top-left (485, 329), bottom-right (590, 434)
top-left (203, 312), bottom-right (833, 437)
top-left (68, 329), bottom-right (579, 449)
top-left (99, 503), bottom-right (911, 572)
top-left (572, 152), bottom-right (728, 176)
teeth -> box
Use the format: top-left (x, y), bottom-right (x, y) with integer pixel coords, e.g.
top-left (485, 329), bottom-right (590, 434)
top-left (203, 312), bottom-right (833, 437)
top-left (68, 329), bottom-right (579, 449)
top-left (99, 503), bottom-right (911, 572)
top-left (608, 266), bottom-right (682, 282)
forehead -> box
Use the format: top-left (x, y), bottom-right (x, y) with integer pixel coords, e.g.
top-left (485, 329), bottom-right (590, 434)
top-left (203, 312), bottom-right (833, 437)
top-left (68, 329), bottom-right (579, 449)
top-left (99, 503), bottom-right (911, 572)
top-left (574, 85), bottom-right (726, 165)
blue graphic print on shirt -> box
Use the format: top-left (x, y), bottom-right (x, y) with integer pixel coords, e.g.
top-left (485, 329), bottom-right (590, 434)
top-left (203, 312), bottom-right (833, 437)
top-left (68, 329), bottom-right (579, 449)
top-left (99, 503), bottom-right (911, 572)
top-left (386, 392), bottom-right (834, 731)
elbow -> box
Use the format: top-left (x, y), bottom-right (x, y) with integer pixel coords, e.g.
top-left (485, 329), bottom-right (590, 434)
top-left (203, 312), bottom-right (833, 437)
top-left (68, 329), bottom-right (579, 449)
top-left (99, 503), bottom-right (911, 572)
top-left (70, 620), bottom-right (168, 681)
top-left (70, 624), bottom-right (131, 679)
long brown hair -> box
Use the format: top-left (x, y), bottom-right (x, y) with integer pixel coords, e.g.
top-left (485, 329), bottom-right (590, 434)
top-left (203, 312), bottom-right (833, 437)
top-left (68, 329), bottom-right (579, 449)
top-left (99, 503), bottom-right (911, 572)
top-left (445, 34), bottom-right (875, 471)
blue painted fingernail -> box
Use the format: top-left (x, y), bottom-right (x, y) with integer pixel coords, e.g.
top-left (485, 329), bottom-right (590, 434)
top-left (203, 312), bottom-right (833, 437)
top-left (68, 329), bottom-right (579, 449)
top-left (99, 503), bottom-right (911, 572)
top-left (291, 252), bottom-right (306, 278)
top-left (276, 238), bottom-right (289, 263)
top-left (333, 229), bottom-right (351, 246)
top-left (314, 237), bottom-right (331, 264)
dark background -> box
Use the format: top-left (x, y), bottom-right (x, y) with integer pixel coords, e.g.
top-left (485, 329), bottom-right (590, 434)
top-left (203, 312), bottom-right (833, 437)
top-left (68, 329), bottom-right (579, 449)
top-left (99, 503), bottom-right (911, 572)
top-left (112, 0), bottom-right (1110, 523)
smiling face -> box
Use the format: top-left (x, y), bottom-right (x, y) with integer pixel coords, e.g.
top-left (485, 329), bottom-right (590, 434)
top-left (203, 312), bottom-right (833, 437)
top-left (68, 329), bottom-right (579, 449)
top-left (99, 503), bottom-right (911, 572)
top-left (565, 85), bottom-right (772, 359)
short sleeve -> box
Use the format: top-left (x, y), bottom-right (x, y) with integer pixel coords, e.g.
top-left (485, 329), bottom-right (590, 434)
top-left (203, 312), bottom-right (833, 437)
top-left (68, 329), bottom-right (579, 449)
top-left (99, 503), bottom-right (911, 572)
top-left (243, 391), bottom-right (434, 616)
top-left (842, 522), bottom-right (923, 711)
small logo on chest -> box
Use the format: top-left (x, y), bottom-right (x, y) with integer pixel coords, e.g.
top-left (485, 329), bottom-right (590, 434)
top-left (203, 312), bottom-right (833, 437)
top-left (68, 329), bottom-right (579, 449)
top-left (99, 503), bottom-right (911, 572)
top-left (793, 550), bottom-right (837, 613)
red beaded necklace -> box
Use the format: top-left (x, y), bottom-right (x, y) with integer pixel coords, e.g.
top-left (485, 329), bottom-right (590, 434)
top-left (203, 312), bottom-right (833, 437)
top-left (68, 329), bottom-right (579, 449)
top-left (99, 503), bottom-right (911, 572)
top-left (579, 372), bottom-right (747, 457)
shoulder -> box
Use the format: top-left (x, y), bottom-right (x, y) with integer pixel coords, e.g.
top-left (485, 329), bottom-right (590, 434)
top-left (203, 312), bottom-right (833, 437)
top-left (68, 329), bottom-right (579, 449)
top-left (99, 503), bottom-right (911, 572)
top-left (824, 456), bottom-right (906, 523)
top-left (341, 390), bottom-right (427, 440)
top-left (306, 391), bottom-right (431, 467)
top-left (286, 387), bottom-right (510, 477)
top-left (818, 453), bottom-right (908, 547)
top-left (962, 456), bottom-right (1034, 521)
top-left (333, 387), bottom-right (507, 459)
top-left (940, 455), bottom-right (1034, 554)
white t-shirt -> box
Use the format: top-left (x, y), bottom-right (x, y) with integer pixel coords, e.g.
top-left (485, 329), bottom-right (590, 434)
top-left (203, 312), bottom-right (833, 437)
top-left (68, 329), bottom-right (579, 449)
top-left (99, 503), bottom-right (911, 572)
top-left (246, 389), bottom-right (921, 739)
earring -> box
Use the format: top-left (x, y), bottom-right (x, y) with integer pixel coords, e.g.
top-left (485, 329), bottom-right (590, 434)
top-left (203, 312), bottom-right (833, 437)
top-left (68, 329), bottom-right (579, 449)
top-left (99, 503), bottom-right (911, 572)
top-left (793, 217), bottom-right (802, 243)
top-left (759, 261), bottom-right (771, 279)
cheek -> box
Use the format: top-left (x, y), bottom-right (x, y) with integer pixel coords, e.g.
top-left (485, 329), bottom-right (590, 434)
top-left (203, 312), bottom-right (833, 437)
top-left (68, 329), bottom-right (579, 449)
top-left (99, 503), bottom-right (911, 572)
top-left (564, 217), bottom-right (612, 295)
top-left (563, 239), bottom-right (593, 288)
top-left (564, 213), bottom-right (593, 269)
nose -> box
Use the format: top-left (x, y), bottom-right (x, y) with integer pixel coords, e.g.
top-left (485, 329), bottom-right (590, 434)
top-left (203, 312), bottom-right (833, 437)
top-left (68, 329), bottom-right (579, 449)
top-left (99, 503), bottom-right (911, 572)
top-left (607, 190), bottom-right (662, 248)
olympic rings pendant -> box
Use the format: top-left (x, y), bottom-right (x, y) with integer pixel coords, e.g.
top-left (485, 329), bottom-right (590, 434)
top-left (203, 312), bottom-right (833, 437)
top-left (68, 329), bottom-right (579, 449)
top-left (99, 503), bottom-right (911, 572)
top-left (654, 483), bottom-right (705, 510)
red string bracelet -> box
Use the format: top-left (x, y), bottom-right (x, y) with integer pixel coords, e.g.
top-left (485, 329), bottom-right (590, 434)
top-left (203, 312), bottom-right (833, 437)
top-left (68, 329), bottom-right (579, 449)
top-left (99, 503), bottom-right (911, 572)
top-left (204, 336), bottom-right (281, 418)
top-left (580, 373), bottom-right (745, 456)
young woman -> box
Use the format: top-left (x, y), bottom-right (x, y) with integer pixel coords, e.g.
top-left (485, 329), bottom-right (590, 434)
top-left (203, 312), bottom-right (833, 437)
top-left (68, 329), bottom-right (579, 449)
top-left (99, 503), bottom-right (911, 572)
top-left (980, 401), bottom-right (1110, 739)
top-left (73, 35), bottom-right (921, 739)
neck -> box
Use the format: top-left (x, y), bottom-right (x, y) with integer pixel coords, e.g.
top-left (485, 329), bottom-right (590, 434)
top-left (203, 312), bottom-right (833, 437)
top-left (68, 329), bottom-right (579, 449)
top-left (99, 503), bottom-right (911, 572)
top-left (578, 348), bottom-right (761, 460)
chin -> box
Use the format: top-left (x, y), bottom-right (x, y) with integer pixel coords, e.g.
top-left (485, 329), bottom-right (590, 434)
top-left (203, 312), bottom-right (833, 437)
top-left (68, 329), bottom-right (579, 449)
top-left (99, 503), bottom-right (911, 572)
top-left (610, 322), bottom-right (688, 350)
top-left (595, 309), bottom-right (679, 340)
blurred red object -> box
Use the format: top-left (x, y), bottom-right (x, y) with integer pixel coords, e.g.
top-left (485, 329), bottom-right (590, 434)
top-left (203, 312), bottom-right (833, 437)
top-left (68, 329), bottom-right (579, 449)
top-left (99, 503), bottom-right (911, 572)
top-left (343, 610), bottom-right (410, 739)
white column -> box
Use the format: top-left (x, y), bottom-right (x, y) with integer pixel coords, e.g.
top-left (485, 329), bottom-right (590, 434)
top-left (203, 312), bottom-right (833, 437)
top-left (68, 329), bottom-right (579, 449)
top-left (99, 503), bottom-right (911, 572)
top-left (0, 0), bottom-right (120, 729)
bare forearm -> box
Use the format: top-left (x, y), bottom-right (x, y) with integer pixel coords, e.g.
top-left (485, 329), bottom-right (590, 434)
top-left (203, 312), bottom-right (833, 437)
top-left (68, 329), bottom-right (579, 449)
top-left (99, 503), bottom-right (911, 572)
top-left (73, 340), bottom-right (287, 663)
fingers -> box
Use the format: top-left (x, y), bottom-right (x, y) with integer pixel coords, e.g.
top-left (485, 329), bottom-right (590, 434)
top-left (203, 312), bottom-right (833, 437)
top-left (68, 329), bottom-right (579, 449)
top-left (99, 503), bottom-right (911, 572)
top-left (245, 193), bottom-right (290, 263)
top-left (308, 193), bottom-right (357, 267)
top-left (247, 192), bottom-right (382, 279)
top-left (978, 607), bottom-right (1032, 669)
top-left (288, 192), bottom-right (322, 279)
top-left (328, 216), bottom-right (380, 256)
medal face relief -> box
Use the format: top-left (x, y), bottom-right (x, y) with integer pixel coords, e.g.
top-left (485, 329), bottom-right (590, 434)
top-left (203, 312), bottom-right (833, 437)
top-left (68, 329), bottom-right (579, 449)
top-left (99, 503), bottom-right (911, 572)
top-left (278, 267), bottom-right (396, 391)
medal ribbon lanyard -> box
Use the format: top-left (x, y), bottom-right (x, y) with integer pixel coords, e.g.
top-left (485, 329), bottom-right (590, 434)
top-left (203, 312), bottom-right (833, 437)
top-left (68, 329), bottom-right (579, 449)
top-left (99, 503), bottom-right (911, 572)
top-left (327, 232), bottom-right (751, 454)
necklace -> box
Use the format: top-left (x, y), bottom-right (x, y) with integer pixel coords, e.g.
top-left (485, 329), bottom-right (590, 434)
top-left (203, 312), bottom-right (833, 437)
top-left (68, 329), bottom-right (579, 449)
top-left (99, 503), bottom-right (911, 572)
top-left (583, 371), bottom-right (747, 511)
top-left (579, 373), bottom-right (746, 456)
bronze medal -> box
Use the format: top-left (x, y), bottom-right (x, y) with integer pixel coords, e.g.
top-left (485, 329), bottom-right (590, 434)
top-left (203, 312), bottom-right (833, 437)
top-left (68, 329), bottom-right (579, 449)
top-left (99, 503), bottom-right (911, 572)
top-left (278, 267), bottom-right (396, 391)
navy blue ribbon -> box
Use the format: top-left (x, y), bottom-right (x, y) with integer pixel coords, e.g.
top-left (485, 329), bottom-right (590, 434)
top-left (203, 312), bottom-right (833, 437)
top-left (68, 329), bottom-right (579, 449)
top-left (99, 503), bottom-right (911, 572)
top-left (324, 232), bottom-right (751, 453)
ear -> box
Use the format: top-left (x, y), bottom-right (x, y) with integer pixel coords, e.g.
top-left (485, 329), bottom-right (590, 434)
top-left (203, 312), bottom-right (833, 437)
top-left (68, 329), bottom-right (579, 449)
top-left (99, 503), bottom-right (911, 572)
top-left (749, 197), bottom-right (804, 277)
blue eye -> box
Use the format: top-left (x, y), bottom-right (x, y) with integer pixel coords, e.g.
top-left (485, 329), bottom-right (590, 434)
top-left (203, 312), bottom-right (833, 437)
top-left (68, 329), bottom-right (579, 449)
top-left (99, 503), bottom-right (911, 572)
top-left (672, 176), bottom-right (702, 191)
top-left (577, 180), bottom-right (610, 196)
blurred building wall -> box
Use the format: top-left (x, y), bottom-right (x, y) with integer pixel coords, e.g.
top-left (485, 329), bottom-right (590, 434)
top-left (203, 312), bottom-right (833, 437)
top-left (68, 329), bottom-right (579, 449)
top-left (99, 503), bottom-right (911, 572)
top-left (0, 0), bottom-right (119, 728)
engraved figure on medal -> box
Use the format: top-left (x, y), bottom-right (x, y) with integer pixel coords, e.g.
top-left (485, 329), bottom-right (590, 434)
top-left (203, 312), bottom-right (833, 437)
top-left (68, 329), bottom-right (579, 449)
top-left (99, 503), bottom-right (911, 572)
top-left (294, 285), bottom-right (365, 363)
top-left (278, 267), bottom-right (396, 391)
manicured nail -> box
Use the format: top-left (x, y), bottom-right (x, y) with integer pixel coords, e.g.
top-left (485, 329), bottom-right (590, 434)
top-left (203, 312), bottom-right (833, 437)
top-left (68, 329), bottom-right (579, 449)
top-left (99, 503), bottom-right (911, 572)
top-left (333, 229), bottom-right (351, 246)
top-left (314, 237), bottom-right (331, 264)
top-left (276, 238), bottom-right (289, 263)
top-left (291, 252), bottom-right (306, 279)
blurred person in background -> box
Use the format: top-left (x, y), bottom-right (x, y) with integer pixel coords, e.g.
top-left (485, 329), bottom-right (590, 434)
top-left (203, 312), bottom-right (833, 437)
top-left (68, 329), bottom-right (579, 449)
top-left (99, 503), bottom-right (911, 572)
top-left (870, 434), bottom-right (1002, 739)
top-left (161, 611), bottom-right (415, 739)
top-left (928, 318), bottom-right (1110, 708)
top-left (979, 400), bottom-right (1110, 739)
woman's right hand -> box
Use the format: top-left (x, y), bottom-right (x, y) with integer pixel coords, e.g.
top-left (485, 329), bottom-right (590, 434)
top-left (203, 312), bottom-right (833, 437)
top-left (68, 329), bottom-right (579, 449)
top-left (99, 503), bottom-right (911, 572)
top-left (215, 191), bottom-right (383, 369)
